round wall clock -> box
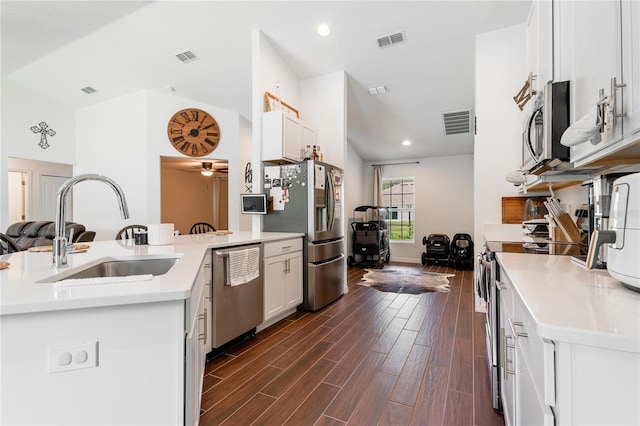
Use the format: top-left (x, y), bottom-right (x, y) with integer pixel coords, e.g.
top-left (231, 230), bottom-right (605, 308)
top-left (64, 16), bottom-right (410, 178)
top-left (167, 108), bottom-right (220, 157)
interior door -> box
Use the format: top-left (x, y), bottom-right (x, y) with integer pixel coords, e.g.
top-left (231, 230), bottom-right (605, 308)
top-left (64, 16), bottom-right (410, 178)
top-left (41, 175), bottom-right (72, 221)
top-left (8, 171), bottom-right (27, 223)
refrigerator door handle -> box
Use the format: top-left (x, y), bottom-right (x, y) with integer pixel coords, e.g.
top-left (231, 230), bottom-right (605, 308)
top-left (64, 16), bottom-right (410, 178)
top-left (327, 170), bottom-right (335, 231)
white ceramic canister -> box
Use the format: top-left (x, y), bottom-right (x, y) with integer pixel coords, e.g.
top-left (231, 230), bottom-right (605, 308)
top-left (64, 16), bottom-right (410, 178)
top-left (147, 223), bottom-right (175, 246)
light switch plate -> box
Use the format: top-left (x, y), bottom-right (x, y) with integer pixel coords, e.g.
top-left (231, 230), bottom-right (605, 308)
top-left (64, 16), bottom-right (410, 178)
top-left (47, 340), bottom-right (98, 373)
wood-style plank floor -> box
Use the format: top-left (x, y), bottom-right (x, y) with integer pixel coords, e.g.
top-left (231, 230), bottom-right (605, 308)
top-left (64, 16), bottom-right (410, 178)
top-left (200, 263), bottom-right (504, 426)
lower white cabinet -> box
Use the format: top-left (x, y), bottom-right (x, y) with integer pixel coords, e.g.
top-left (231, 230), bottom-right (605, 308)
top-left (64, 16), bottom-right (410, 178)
top-left (263, 238), bottom-right (303, 321)
top-left (499, 275), bottom-right (554, 426)
top-left (184, 253), bottom-right (210, 425)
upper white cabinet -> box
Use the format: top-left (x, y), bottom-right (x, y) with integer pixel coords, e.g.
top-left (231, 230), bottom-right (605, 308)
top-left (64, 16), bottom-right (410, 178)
top-left (525, 0), bottom-right (553, 92)
top-left (262, 110), bottom-right (316, 163)
top-left (622, 0), bottom-right (640, 138)
top-left (555, 0), bottom-right (640, 167)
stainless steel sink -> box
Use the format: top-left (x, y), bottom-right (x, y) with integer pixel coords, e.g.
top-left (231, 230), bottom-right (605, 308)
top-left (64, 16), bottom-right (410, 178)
top-left (39, 256), bottom-right (180, 283)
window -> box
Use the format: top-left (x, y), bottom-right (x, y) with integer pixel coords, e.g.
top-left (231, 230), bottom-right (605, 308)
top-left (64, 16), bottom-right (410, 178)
top-left (382, 177), bottom-right (414, 241)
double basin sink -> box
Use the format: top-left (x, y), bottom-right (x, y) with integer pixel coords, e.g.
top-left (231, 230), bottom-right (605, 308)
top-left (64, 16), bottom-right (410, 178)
top-left (38, 256), bottom-right (180, 284)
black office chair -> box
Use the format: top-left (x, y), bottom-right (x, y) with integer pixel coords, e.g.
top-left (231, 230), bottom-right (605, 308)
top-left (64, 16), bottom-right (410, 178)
top-left (0, 233), bottom-right (20, 254)
top-left (189, 222), bottom-right (215, 234)
top-left (115, 225), bottom-right (147, 240)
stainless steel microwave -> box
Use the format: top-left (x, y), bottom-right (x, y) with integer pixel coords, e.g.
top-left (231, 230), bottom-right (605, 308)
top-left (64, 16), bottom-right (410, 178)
top-left (521, 81), bottom-right (571, 173)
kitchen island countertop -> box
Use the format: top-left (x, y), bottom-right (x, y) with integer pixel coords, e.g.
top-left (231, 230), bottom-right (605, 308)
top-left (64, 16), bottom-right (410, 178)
top-left (497, 252), bottom-right (640, 353)
top-left (0, 231), bottom-right (303, 316)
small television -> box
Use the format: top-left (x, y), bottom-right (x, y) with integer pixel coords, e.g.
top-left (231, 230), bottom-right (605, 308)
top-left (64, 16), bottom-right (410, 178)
top-left (241, 193), bottom-right (268, 215)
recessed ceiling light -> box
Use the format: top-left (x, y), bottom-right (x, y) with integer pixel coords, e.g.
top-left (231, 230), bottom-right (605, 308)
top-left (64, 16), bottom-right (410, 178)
top-left (165, 85), bottom-right (176, 92)
top-left (402, 140), bottom-right (411, 146)
top-left (317, 24), bottom-right (331, 36)
top-left (80, 86), bottom-right (96, 94)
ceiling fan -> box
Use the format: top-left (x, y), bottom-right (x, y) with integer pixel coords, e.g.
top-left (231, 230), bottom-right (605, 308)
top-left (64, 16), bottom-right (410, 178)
top-left (198, 161), bottom-right (228, 176)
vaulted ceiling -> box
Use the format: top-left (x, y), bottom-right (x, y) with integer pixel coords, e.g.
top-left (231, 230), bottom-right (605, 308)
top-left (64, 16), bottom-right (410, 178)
top-left (1, 1), bottom-right (531, 162)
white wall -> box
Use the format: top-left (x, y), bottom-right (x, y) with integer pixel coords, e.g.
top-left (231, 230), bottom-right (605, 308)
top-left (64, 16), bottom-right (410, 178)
top-left (474, 24), bottom-right (526, 252)
top-left (344, 142), bottom-right (367, 260)
top-left (75, 90), bottom-right (242, 240)
top-left (238, 116), bottom-right (253, 231)
top-left (0, 79), bottom-right (76, 230)
top-left (301, 71), bottom-right (347, 169)
top-left (362, 154), bottom-right (474, 264)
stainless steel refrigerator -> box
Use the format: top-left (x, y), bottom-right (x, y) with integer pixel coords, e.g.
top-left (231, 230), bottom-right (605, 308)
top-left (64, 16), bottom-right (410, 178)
top-left (263, 160), bottom-right (345, 311)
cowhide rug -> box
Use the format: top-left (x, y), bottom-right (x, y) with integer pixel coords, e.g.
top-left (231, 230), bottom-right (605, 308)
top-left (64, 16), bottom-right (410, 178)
top-left (359, 268), bottom-right (454, 294)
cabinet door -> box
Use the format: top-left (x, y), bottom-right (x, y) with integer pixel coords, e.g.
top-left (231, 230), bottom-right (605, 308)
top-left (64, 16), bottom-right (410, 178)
top-left (184, 290), bottom-right (205, 426)
top-left (500, 296), bottom-right (517, 426)
top-left (284, 251), bottom-right (303, 309)
top-left (517, 352), bottom-right (554, 426)
top-left (283, 114), bottom-right (301, 161)
top-left (300, 124), bottom-right (316, 160)
top-left (203, 258), bottom-right (212, 354)
top-left (622, 0), bottom-right (640, 137)
top-left (526, 0), bottom-right (553, 92)
top-left (556, 0), bottom-right (623, 163)
top-left (264, 255), bottom-right (286, 321)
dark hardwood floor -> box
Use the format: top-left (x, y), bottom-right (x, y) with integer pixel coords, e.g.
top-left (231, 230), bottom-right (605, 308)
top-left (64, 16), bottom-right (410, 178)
top-left (200, 263), bottom-right (504, 426)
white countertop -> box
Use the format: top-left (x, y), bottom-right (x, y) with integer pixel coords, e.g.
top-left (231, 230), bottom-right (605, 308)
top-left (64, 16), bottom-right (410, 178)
top-left (0, 231), bottom-right (303, 316)
top-left (497, 252), bottom-right (640, 353)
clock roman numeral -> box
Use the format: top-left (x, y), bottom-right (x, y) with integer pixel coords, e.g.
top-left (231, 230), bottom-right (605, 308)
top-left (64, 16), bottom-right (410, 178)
top-left (180, 141), bottom-right (191, 152)
top-left (190, 110), bottom-right (199, 121)
top-left (199, 143), bottom-right (210, 154)
top-left (200, 123), bottom-right (217, 131)
top-left (172, 119), bottom-right (185, 128)
top-left (207, 132), bottom-right (219, 137)
top-left (180, 112), bottom-right (191, 122)
top-left (172, 136), bottom-right (186, 145)
top-left (191, 144), bottom-right (199, 155)
top-left (204, 138), bottom-right (217, 147)
top-left (170, 128), bottom-right (182, 135)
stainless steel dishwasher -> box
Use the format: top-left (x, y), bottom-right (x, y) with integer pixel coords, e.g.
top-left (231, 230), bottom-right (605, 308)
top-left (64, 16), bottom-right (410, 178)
top-left (211, 243), bottom-right (264, 349)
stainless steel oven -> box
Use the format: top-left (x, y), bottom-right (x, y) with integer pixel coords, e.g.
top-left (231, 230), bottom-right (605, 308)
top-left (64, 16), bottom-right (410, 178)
top-left (479, 247), bottom-right (502, 412)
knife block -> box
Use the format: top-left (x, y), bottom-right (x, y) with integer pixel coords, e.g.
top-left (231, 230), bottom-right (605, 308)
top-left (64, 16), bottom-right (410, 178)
top-left (552, 213), bottom-right (581, 243)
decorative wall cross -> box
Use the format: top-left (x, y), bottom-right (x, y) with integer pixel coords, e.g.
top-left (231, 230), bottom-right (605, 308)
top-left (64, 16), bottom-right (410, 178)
top-left (30, 121), bottom-right (56, 149)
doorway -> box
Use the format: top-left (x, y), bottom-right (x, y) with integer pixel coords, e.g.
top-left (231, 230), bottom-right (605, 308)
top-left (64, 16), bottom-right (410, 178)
top-left (7, 158), bottom-right (73, 224)
top-left (160, 157), bottom-right (228, 235)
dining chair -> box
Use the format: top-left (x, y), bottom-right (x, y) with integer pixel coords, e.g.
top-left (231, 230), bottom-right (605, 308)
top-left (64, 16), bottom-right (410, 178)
top-left (115, 225), bottom-right (147, 240)
top-left (189, 222), bottom-right (216, 234)
top-left (0, 233), bottom-right (20, 254)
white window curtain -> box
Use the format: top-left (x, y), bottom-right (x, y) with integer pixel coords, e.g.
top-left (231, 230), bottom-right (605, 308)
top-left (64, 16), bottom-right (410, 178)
top-left (373, 165), bottom-right (383, 206)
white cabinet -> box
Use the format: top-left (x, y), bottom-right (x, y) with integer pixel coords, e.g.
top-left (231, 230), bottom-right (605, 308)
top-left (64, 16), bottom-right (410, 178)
top-left (498, 274), bottom-right (554, 426)
top-left (184, 253), bottom-right (209, 426)
top-left (263, 238), bottom-right (303, 322)
top-left (555, 0), bottom-right (640, 167)
top-left (525, 0), bottom-right (553, 92)
top-left (262, 110), bottom-right (316, 163)
top-left (622, 0), bottom-right (640, 138)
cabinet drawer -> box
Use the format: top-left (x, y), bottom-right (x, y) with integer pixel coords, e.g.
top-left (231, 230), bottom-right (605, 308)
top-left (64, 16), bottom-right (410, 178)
top-left (264, 238), bottom-right (302, 258)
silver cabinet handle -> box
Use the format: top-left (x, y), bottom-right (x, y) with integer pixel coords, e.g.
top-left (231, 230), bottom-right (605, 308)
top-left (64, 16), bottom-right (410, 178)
top-left (203, 308), bottom-right (208, 345)
top-left (198, 313), bottom-right (206, 342)
top-left (496, 281), bottom-right (507, 291)
top-left (501, 327), bottom-right (516, 380)
top-left (510, 319), bottom-right (529, 338)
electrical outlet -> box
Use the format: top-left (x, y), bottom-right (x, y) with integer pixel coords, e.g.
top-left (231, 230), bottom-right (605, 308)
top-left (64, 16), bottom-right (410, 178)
top-left (47, 340), bottom-right (98, 373)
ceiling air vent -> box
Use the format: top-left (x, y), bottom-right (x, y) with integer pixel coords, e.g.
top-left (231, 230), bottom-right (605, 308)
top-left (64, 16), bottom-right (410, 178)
top-left (441, 109), bottom-right (472, 135)
top-left (376, 31), bottom-right (406, 48)
top-left (175, 50), bottom-right (198, 63)
top-left (80, 86), bottom-right (96, 94)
